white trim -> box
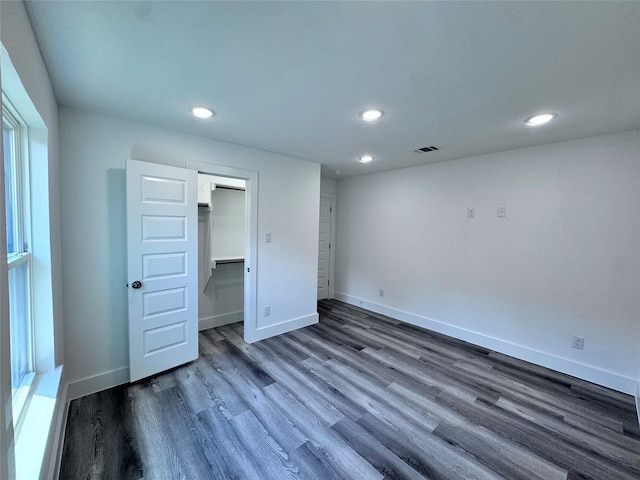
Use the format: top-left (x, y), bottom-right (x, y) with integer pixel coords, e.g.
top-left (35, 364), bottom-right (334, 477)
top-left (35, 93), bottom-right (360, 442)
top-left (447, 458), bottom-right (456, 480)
top-left (10, 371), bottom-right (34, 437)
top-left (41, 379), bottom-right (68, 480)
top-left (6, 252), bottom-right (29, 269)
top-left (14, 366), bottom-right (62, 480)
top-left (1, 40), bottom-right (56, 480)
top-left (65, 367), bottom-right (129, 402)
top-left (635, 382), bottom-right (640, 428)
top-left (198, 311), bottom-right (244, 331)
top-left (334, 292), bottom-right (637, 395)
top-left (249, 313), bottom-right (319, 343)
top-left (319, 192), bottom-right (336, 299)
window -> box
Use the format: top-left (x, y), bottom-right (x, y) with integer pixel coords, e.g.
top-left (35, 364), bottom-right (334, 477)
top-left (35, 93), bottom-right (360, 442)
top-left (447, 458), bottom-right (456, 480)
top-left (2, 41), bottom-right (60, 480)
top-left (2, 97), bottom-right (34, 421)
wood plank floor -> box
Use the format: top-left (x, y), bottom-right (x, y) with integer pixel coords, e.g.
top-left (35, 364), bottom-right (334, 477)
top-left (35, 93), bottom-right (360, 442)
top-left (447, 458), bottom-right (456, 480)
top-left (59, 299), bottom-right (640, 479)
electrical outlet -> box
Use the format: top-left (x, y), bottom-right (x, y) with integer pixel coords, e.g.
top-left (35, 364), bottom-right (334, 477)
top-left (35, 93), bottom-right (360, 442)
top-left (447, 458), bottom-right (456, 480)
top-left (467, 207), bottom-right (475, 218)
top-left (265, 233), bottom-right (272, 243)
top-left (379, 289), bottom-right (384, 297)
top-left (572, 335), bottom-right (584, 350)
top-left (497, 206), bottom-right (506, 218)
top-left (264, 305), bottom-right (271, 317)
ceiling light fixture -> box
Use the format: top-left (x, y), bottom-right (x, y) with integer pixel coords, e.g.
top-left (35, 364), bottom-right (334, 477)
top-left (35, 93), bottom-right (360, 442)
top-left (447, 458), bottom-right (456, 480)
top-left (525, 113), bottom-right (556, 126)
top-left (359, 109), bottom-right (383, 121)
top-left (359, 154), bottom-right (374, 163)
top-left (191, 106), bottom-right (214, 119)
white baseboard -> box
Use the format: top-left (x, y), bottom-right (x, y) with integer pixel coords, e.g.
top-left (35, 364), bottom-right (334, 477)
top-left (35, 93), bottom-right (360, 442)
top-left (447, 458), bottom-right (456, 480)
top-left (199, 310), bottom-right (244, 331)
top-left (334, 292), bottom-right (637, 395)
top-left (65, 366), bottom-right (130, 402)
top-left (67, 313), bottom-right (245, 401)
top-left (64, 311), bottom-right (317, 395)
top-left (247, 312), bottom-right (319, 343)
top-left (64, 311), bottom-right (318, 394)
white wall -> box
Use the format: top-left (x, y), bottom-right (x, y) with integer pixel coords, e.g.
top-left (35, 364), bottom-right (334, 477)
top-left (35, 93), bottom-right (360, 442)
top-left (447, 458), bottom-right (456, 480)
top-left (335, 130), bottom-right (640, 394)
top-left (59, 107), bottom-right (320, 396)
top-left (208, 188), bottom-right (246, 260)
top-left (320, 176), bottom-right (337, 195)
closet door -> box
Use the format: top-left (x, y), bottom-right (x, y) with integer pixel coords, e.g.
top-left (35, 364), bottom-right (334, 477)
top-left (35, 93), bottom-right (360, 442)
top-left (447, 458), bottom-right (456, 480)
top-left (126, 159), bottom-right (198, 382)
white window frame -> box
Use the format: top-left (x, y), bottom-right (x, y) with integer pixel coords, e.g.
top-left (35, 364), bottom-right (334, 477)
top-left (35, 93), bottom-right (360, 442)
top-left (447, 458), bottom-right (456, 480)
top-left (2, 40), bottom-right (62, 480)
top-left (2, 94), bottom-right (36, 431)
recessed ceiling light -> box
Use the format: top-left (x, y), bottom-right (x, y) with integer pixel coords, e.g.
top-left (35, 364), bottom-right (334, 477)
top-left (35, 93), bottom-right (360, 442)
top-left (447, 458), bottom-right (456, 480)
top-left (525, 113), bottom-right (556, 126)
top-left (359, 109), bottom-right (383, 121)
top-left (359, 154), bottom-right (374, 163)
top-left (191, 106), bottom-right (214, 119)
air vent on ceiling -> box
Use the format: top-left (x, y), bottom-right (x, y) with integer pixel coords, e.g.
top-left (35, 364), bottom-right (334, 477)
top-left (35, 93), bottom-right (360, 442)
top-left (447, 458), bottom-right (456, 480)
top-left (416, 145), bottom-right (440, 153)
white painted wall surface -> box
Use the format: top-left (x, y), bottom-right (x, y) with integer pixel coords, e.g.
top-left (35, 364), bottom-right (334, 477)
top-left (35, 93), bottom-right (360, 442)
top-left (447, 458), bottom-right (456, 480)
top-left (320, 176), bottom-right (337, 195)
top-left (335, 131), bottom-right (640, 394)
top-left (59, 107), bottom-right (320, 394)
top-left (208, 188), bottom-right (246, 260)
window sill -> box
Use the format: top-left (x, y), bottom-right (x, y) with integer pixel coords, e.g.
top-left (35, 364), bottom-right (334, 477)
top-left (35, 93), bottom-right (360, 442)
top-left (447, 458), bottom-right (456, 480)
top-left (15, 366), bottom-right (62, 480)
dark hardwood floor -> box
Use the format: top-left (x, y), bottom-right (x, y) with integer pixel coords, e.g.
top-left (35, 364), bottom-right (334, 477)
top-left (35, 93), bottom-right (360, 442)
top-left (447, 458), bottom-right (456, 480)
top-left (59, 299), bottom-right (640, 479)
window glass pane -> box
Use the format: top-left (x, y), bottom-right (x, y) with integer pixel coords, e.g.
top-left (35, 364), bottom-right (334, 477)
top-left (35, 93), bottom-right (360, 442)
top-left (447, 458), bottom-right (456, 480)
top-left (3, 122), bottom-right (17, 255)
top-left (9, 261), bottom-right (32, 395)
top-left (3, 104), bottom-right (34, 410)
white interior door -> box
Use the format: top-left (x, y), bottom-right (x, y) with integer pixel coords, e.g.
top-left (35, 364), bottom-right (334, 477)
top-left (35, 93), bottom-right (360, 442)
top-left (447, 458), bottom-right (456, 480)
top-left (318, 195), bottom-right (332, 300)
top-left (126, 159), bottom-right (198, 382)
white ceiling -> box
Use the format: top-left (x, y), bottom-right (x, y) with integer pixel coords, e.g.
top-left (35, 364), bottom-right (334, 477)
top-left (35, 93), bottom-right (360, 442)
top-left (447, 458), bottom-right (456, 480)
top-left (24, 1), bottom-right (640, 178)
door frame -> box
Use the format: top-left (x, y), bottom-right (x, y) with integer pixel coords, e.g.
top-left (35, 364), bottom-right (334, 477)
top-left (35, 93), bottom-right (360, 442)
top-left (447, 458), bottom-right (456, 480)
top-left (320, 192), bottom-right (336, 299)
top-left (187, 160), bottom-right (259, 343)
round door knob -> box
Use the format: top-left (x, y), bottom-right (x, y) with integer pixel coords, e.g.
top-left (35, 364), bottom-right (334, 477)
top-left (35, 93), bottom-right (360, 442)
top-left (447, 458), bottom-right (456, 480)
top-left (131, 281), bottom-right (142, 289)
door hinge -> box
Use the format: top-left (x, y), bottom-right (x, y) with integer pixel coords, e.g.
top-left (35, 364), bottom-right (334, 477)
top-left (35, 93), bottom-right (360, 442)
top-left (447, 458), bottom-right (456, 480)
top-left (329, 243), bottom-right (331, 250)
top-left (330, 207), bottom-right (332, 213)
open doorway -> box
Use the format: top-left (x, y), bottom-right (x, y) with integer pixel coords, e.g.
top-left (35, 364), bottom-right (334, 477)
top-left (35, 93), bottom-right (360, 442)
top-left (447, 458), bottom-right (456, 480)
top-left (188, 161), bottom-right (258, 343)
top-left (197, 173), bottom-right (246, 329)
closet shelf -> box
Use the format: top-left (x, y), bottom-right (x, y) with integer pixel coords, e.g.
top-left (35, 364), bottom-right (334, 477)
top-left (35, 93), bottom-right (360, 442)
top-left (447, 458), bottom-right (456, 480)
top-left (211, 256), bottom-right (244, 269)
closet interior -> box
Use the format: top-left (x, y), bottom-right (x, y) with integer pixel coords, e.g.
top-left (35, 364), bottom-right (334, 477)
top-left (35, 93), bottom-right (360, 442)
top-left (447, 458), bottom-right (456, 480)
top-left (197, 173), bottom-right (246, 330)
